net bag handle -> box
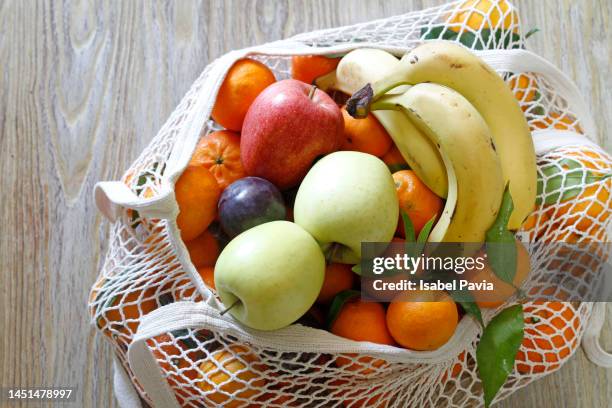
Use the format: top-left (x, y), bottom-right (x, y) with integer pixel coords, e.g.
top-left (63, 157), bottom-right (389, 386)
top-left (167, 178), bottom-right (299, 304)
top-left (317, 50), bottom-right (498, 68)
top-left (113, 355), bottom-right (144, 408)
top-left (582, 303), bottom-right (612, 367)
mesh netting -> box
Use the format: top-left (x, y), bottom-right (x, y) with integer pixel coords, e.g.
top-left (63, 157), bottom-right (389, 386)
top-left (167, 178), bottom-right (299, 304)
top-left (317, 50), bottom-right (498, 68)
top-left (89, 1), bottom-right (611, 407)
top-left (137, 300), bottom-right (590, 408)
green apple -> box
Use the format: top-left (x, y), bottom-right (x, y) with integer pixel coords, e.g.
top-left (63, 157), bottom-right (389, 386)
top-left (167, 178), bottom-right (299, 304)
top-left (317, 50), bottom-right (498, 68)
top-left (294, 151), bottom-right (398, 264)
top-left (214, 220), bottom-right (325, 331)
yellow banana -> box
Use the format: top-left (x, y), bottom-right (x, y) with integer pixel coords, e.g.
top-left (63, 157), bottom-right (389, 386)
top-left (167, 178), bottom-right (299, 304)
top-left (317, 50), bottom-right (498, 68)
top-left (372, 83), bottom-right (504, 243)
top-left (348, 41), bottom-right (536, 229)
top-left (315, 48), bottom-right (448, 197)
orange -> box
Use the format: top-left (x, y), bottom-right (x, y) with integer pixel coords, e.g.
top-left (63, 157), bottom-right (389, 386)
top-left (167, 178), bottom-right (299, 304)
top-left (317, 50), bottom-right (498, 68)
top-left (316, 263), bottom-right (355, 304)
top-left (91, 279), bottom-right (158, 340)
top-left (167, 277), bottom-right (199, 301)
top-left (464, 239), bottom-right (531, 308)
top-left (170, 267), bottom-right (216, 301)
top-left (256, 379), bottom-right (299, 407)
top-left (447, 0), bottom-right (519, 33)
top-left (509, 73), bottom-right (537, 104)
top-left (149, 334), bottom-right (201, 405)
top-left (335, 354), bottom-right (390, 378)
top-left (150, 334), bottom-right (183, 374)
top-left (521, 209), bottom-right (550, 242)
top-left (393, 170), bottom-right (444, 237)
top-left (536, 223), bottom-right (606, 290)
top-left (199, 266), bottom-right (216, 290)
top-left (516, 301), bottom-right (579, 374)
top-left (546, 149), bottom-right (610, 233)
top-left (341, 108), bottom-right (392, 157)
top-left (175, 165), bottom-right (221, 242)
top-left (123, 169), bottom-right (159, 231)
top-left (441, 351), bottom-right (468, 383)
top-left (185, 230), bottom-right (220, 268)
top-left (533, 112), bottom-right (584, 133)
top-left (382, 144), bottom-right (408, 171)
top-left (386, 290), bottom-right (459, 351)
top-left (331, 300), bottom-right (394, 375)
top-left (331, 300), bottom-right (395, 345)
top-left (198, 345), bottom-right (267, 407)
top-left (212, 59), bottom-right (276, 131)
top-left (190, 130), bottom-right (246, 190)
top-left (342, 386), bottom-right (389, 408)
top-left (291, 55), bottom-right (340, 85)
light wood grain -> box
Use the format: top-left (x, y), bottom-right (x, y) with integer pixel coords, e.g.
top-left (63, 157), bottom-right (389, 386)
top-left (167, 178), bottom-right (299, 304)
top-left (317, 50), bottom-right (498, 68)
top-left (0, 1), bottom-right (609, 407)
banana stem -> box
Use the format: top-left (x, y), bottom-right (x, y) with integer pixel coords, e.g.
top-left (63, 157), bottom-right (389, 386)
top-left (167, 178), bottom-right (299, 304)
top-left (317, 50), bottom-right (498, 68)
top-left (369, 94), bottom-right (407, 113)
top-left (346, 76), bottom-right (411, 118)
top-left (313, 70), bottom-right (337, 91)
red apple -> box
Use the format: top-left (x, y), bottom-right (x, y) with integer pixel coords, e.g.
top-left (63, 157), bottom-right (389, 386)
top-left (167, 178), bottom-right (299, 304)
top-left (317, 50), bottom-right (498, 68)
top-left (241, 79), bottom-right (344, 189)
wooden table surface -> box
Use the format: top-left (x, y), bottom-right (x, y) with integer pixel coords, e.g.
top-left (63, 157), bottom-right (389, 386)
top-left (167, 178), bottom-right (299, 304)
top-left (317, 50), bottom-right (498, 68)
top-left (1, 1), bottom-right (610, 407)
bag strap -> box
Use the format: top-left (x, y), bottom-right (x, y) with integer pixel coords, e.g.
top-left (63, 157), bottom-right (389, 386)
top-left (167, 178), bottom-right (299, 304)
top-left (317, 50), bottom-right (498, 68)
top-left (127, 303), bottom-right (215, 408)
top-left (113, 355), bottom-right (143, 408)
top-left (476, 49), bottom-right (598, 139)
top-left (582, 303), bottom-right (612, 367)
top-left (128, 327), bottom-right (182, 408)
top-left (531, 129), bottom-right (600, 155)
top-left (94, 181), bottom-right (178, 222)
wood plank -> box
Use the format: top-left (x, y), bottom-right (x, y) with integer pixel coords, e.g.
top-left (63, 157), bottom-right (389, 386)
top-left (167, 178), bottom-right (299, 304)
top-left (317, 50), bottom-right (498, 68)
top-left (0, 1), bottom-right (609, 407)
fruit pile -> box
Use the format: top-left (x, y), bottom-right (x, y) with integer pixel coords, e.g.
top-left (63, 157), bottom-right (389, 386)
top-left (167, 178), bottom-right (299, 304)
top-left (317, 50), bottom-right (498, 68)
top-left (179, 40), bottom-right (538, 335)
top-left (151, 31), bottom-right (579, 403)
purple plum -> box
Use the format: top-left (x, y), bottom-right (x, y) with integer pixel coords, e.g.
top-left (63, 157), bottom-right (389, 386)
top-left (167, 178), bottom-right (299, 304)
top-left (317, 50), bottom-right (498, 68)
top-left (218, 177), bottom-right (286, 237)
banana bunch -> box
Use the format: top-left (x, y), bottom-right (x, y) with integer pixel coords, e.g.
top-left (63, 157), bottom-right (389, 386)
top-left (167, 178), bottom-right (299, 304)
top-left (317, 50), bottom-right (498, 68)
top-left (374, 84), bottom-right (504, 243)
top-left (315, 49), bottom-right (448, 198)
top-left (346, 41), bottom-right (537, 238)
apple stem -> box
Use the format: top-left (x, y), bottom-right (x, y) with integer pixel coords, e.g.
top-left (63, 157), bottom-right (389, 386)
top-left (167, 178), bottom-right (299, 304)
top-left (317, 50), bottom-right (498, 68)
top-left (219, 299), bottom-right (239, 316)
top-left (308, 84), bottom-right (317, 100)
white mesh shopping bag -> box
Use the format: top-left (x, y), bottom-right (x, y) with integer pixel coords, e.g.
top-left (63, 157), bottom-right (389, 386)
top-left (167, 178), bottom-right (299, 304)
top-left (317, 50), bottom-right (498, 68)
top-left (89, 1), bottom-right (612, 407)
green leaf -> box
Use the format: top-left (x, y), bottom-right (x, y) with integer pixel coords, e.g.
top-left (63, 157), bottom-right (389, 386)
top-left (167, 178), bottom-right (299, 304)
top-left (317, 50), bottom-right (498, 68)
top-left (326, 290), bottom-right (360, 330)
top-left (402, 211), bottom-right (423, 261)
top-left (448, 288), bottom-right (484, 326)
top-left (421, 26), bottom-right (522, 50)
top-left (485, 185), bottom-right (517, 284)
top-left (421, 25), bottom-right (459, 41)
top-left (477, 305), bottom-right (524, 407)
top-left (417, 214), bottom-right (437, 244)
top-left (411, 214), bottom-right (437, 262)
top-left (529, 105), bottom-right (545, 116)
top-left (536, 158), bottom-right (612, 205)
top-left (170, 329), bottom-right (199, 351)
top-left (351, 264), bottom-right (361, 275)
top-left (401, 211), bottom-right (416, 243)
top-left (459, 300), bottom-right (484, 327)
top-left (524, 28), bottom-right (540, 39)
